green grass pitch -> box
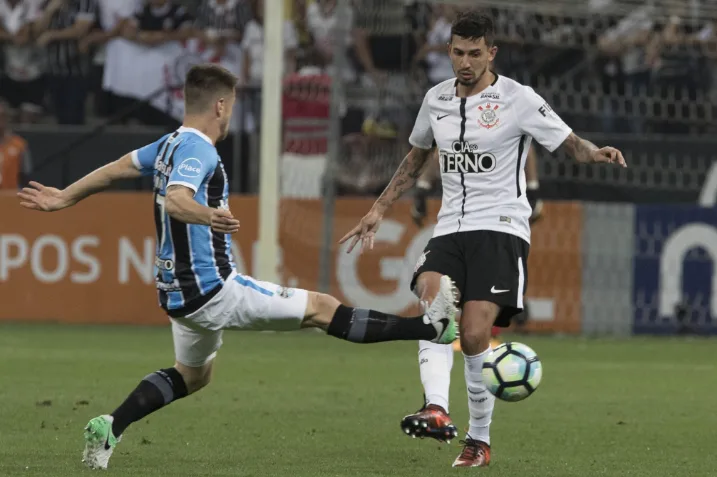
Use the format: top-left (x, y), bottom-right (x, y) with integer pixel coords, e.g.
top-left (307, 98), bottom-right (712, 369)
top-left (0, 323), bottom-right (714, 476)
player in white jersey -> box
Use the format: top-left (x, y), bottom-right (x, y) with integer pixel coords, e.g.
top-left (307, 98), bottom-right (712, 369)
top-left (18, 64), bottom-right (459, 471)
top-left (411, 144), bottom-right (543, 332)
top-left (340, 10), bottom-right (626, 468)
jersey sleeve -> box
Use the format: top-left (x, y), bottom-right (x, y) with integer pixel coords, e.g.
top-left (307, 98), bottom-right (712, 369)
top-left (166, 142), bottom-right (218, 195)
top-left (409, 92), bottom-right (434, 150)
top-left (516, 87), bottom-right (572, 153)
top-left (130, 135), bottom-right (169, 177)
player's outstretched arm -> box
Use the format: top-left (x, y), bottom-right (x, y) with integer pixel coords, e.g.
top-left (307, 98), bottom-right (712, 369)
top-left (558, 132), bottom-right (627, 167)
top-left (17, 153), bottom-right (141, 212)
top-left (165, 185), bottom-right (240, 234)
top-left (376, 146), bottom-right (434, 213)
top-left (340, 146), bottom-right (432, 253)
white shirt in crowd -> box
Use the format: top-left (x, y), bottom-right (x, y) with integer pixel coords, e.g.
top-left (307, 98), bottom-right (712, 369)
top-left (425, 15), bottom-right (453, 85)
top-left (0, 0), bottom-right (43, 81)
top-left (409, 75), bottom-right (572, 243)
top-left (97, 0), bottom-right (139, 31)
top-left (241, 19), bottom-right (298, 85)
top-left (305, 1), bottom-right (354, 80)
top-left (306, 1), bottom-right (352, 48)
top-left (93, 0), bottom-right (140, 65)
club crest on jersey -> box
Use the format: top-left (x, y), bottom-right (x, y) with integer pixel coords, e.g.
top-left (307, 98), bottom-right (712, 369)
top-left (477, 103), bottom-right (500, 129)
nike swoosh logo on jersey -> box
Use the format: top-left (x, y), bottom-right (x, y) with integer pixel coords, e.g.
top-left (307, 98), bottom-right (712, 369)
top-left (490, 286), bottom-right (509, 294)
top-left (437, 114), bottom-right (449, 121)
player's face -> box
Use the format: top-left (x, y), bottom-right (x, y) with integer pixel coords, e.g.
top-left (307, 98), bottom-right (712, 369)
top-left (449, 36), bottom-right (497, 86)
top-left (216, 91), bottom-right (236, 141)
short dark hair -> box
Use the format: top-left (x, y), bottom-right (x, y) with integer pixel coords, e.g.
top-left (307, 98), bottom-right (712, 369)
top-left (184, 64), bottom-right (238, 114)
top-left (451, 10), bottom-right (495, 46)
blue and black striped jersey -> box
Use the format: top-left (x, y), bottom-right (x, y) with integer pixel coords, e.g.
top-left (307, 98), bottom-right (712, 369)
top-left (131, 127), bottom-right (234, 314)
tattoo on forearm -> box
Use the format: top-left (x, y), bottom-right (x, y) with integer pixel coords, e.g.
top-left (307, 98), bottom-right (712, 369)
top-left (376, 150), bottom-right (429, 210)
top-left (561, 133), bottom-right (598, 164)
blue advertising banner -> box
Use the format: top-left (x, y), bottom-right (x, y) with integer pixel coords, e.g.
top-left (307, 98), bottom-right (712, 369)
top-left (633, 205), bottom-right (717, 335)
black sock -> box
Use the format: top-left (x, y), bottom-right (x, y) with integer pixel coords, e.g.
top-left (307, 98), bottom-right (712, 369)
top-left (110, 368), bottom-right (188, 437)
top-left (327, 305), bottom-right (437, 343)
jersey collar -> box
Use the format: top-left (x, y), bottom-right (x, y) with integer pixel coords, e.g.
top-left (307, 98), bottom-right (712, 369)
top-left (453, 73), bottom-right (500, 98)
top-left (177, 126), bottom-right (214, 145)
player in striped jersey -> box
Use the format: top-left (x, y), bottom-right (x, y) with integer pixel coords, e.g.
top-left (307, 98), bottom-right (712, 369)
top-left (17, 64), bottom-right (459, 470)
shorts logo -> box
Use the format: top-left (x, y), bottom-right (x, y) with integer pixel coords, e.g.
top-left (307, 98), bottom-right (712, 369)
top-left (277, 286), bottom-right (295, 299)
top-left (414, 251), bottom-right (430, 273)
top-left (177, 158), bottom-right (202, 178)
top-left (478, 103), bottom-right (500, 129)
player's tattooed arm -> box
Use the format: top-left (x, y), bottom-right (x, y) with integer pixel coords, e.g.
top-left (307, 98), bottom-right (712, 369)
top-left (559, 133), bottom-right (598, 163)
top-left (340, 147), bottom-right (432, 253)
top-left (558, 132), bottom-right (627, 167)
top-left (374, 147), bottom-right (433, 214)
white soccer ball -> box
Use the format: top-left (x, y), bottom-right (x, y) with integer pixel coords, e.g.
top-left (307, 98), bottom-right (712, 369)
top-left (481, 342), bottom-right (542, 402)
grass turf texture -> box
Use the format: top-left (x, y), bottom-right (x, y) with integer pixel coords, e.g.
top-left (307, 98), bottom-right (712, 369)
top-left (0, 323), bottom-right (714, 476)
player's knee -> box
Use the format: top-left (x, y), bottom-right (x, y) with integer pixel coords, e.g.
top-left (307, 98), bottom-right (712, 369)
top-left (459, 324), bottom-right (491, 349)
top-left (460, 302), bottom-right (498, 348)
top-left (174, 362), bottom-right (213, 394)
top-left (415, 271), bottom-right (449, 304)
top-left (302, 291), bottom-right (340, 329)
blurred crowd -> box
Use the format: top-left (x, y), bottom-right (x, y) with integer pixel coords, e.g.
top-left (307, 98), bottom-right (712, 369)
top-left (2, 0), bottom-right (717, 193)
top-left (0, 1), bottom-right (715, 124)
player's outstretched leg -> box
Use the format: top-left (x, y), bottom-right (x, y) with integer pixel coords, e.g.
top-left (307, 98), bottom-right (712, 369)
top-left (83, 361), bottom-right (210, 469)
top-left (400, 272), bottom-right (458, 442)
top-left (453, 300), bottom-right (497, 468)
top-left (306, 274), bottom-right (458, 345)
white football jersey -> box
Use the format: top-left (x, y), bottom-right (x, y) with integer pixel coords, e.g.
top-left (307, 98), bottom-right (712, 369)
top-left (409, 75), bottom-right (572, 244)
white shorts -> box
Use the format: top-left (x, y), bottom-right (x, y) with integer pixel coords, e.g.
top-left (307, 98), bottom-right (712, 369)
top-left (170, 272), bottom-right (309, 367)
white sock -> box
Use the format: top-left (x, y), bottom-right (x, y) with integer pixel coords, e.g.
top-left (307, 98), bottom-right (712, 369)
top-left (464, 348), bottom-right (495, 445)
top-left (418, 340), bottom-right (454, 413)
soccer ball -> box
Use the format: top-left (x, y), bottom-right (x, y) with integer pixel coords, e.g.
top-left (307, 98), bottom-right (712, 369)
top-left (481, 342), bottom-right (542, 402)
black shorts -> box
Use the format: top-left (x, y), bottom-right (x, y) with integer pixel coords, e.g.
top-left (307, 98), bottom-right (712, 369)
top-left (410, 230), bottom-right (530, 327)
